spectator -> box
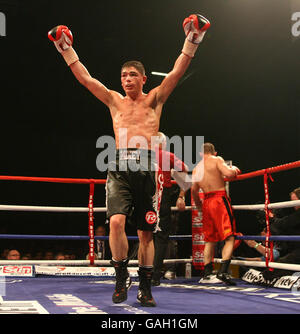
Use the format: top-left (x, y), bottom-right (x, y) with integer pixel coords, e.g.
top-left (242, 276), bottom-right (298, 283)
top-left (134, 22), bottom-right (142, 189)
top-left (33, 251), bottom-right (43, 260)
top-left (262, 187), bottom-right (300, 280)
top-left (69, 253), bottom-right (77, 260)
top-left (86, 252), bottom-right (98, 260)
top-left (1, 249), bottom-right (10, 260)
top-left (95, 225), bottom-right (108, 260)
top-left (290, 187), bottom-right (300, 210)
top-left (55, 252), bottom-right (65, 260)
top-left (44, 251), bottom-right (54, 260)
top-left (237, 229), bottom-right (281, 262)
top-left (6, 249), bottom-right (21, 260)
top-left (21, 252), bottom-right (32, 260)
top-left (85, 224), bottom-right (111, 263)
top-left (269, 187), bottom-right (300, 264)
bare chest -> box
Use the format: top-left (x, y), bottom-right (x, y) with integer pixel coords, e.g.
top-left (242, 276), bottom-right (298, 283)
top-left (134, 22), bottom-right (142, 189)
top-left (110, 96), bottom-right (161, 148)
top-left (112, 97), bottom-right (159, 128)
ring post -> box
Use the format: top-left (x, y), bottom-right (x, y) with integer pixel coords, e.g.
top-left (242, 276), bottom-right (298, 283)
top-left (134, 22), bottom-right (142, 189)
top-left (88, 181), bottom-right (95, 265)
top-left (263, 172), bottom-right (274, 270)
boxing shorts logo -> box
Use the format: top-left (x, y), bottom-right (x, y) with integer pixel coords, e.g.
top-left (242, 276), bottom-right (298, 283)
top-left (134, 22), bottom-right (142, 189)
top-left (145, 211), bottom-right (157, 225)
top-left (119, 149), bottom-right (140, 161)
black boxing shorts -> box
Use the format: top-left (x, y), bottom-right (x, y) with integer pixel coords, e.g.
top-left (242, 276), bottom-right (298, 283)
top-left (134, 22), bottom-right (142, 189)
top-left (106, 149), bottom-right (164, 232)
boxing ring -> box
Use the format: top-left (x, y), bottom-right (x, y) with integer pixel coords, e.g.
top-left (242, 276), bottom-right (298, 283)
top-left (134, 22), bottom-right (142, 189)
top-left (0, 160), bottom-right (300, 314)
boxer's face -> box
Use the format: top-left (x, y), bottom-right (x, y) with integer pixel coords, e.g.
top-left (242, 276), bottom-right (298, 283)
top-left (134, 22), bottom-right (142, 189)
top-left (121, 66), bottom-right (146, 95)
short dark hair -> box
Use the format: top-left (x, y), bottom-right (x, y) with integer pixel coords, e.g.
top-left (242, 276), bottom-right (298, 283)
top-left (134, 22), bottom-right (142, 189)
top-left (291, 187), bottom-right (300, 199)
top-left (121, 60), bottom-right (145, 76)
top-left (203, 142), bottom-right (216, 154)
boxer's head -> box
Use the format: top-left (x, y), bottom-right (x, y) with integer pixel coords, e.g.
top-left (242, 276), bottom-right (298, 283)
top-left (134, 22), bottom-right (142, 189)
top-left (121, 60), bottom-right (145, 76)
top-left (202, 142), bottom-right (216, 155)
top-left (290, 187), bottom-right (300, 210)
top-left (121, 61), bottom-right (147, 96)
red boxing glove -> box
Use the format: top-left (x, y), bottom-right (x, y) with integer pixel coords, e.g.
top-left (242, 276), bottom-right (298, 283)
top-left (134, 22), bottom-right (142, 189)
top-left (182, 14), bottom-right (210, 58)
top-left (48, 25), bottom-right (79, 66)
top-left (183, 14), bottom-right (210, 44)
top-left (48, 25), bottom-right (73, 52)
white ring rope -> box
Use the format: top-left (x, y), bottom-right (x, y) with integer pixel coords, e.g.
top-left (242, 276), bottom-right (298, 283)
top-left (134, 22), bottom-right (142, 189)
top-left (1, 258), bottom-right (299, 272)
top-left (214, 258), bottom-right (300, 272)
top-left (0, 205), bottom-right (105, 212)
top-left (0, 199), bottom-right (299, 212)
top-left (231, 199), bottom-right (300, 211)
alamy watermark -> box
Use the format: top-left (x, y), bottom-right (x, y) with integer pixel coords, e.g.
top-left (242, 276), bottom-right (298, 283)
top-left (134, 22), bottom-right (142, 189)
top-left (96, 129), bottom-right (204, 177)
top-left (291, 12), bottom-right (300, 37)
top-left (0, 12), bottom-right (6, 37)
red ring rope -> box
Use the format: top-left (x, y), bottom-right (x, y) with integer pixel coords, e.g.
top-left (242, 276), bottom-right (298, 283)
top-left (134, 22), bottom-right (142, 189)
top-left (0, 175), bottom-right (106, 184)
top-left (228, 160), bottom-right (300, 182)
top-left (0, 160), bottom-right (299, 184)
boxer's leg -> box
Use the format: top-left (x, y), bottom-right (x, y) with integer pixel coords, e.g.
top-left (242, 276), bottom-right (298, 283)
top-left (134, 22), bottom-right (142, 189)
top-left (110, 214), bottom-right (132, 303)
top-left (136, 230), bottom-right (156, 307)
top-left (203, 241), bottom-right (216, 278)
top-left (217, 235), bottom-right (236, 286)
top-left (109, 214), bottom-right (128, 261)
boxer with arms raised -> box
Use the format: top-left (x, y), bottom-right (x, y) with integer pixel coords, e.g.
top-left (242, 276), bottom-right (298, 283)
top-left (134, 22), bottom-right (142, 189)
top-left (48, 14), bottom-right (210, 306)
top-left (192, 143), bottom-right (241, 285)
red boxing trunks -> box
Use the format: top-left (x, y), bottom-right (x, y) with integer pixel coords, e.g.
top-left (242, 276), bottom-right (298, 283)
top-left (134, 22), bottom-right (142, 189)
top-left (202, 190), bottom-right (236, 242)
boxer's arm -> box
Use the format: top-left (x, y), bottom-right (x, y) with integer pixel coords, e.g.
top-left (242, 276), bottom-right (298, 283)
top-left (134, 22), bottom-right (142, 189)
top-left (156, 14), bottom-right (210, 104)
top-left (176, 188), bottom-right (186, 211)
top-left (48, 25), bottom-right (113, 107)
top-left (217, 157), bottom-right (241, 179)
top-left (69, 60), bottom-right (113, 107)
top-left (191, 168), bottom-right (203, 211)
top-left (191, 182), bottom-right (202, 211)
top-left (156, 53), bottom-right (191, 104)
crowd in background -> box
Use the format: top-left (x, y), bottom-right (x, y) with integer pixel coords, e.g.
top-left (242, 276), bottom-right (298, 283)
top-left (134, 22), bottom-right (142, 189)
top-left (1, 248), bottom-right (78, 261)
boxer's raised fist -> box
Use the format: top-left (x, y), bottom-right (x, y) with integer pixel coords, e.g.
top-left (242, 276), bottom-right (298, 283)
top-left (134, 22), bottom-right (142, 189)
top-left (183, 14), bottom-right (210, 44)
top-left (48, 25), bottom-right (73, 52)
top-left (48, 25), bottom-right (79, 66)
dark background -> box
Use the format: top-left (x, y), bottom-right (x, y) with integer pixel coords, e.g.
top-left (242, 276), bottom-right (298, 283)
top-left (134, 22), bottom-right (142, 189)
top-left (0, 0), bottom-right (299, 258)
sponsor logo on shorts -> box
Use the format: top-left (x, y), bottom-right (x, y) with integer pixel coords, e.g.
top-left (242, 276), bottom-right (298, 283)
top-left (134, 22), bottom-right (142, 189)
top-left (145, 211), bottom-right (157, 224)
